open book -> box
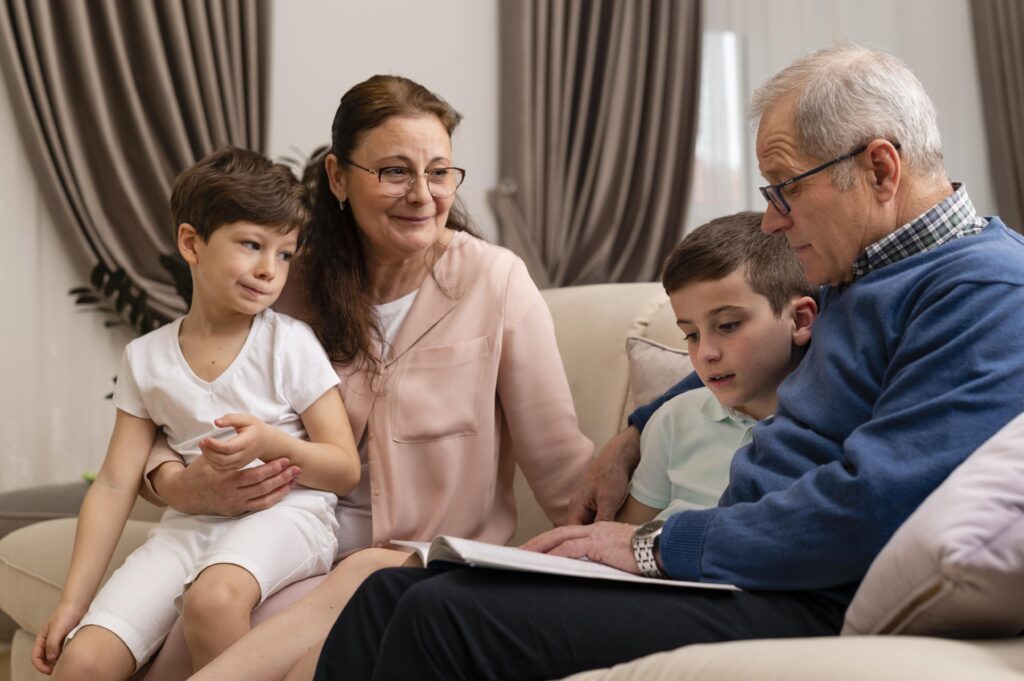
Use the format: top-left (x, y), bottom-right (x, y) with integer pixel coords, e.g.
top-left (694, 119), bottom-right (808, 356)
top-left (392, 536), bottom-right (738, 591)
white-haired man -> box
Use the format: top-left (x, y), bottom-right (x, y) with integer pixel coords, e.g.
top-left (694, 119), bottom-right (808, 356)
top-left (311, 44), bottom-right (1024, 681)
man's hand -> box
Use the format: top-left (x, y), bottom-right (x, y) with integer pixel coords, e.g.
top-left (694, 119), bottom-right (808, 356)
top-left (152, 455), bottom-right (299, 517)
top-left (200, 413), bottom-right (279, 471)
top-left (566, 426), bottom-right (642, 524)
top-left (521, 522), bottom-right (640, 574)
top-left (32, 601), bottom-right (86, 674)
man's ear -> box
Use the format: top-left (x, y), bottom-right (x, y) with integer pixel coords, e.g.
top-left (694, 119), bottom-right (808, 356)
top-left (790, 295), bottom-right (818, 348)
top-left (324, 153), bottom-right (348, 204)
top-left (177, 223), bottom-right (201, 265)
top-left (865, 138), bottom-right (900, 203)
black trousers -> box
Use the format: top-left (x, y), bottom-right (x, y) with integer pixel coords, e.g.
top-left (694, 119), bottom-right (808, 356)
top-left (313, 563), bottom-right (849, 681)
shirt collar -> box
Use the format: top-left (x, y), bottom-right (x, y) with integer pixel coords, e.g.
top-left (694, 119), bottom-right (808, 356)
top-left (701, 392), bottom-right (759, 426)
top-left (850, 183), bottom-right (987, 281)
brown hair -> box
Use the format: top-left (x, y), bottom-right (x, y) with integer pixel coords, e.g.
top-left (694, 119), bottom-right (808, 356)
top-left (301, 75), bottom-right (476, 367)
top-left (170, 146), bottom-right (310, 242)
top-left (661, 211), bottom-right (816, 315)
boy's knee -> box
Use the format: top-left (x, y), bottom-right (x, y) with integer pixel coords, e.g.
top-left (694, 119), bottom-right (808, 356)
top-left (183, 567), bottom-right (260, 626)
top-left (53, 633), bottom-right (129, 681)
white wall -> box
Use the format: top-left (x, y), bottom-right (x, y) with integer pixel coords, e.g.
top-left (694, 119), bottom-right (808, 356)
top-left (0, 0), bottom-right (996, 492)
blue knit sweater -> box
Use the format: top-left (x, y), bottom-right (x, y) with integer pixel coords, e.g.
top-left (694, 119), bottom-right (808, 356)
top-left (660, 219), bottom-right (1024, 590)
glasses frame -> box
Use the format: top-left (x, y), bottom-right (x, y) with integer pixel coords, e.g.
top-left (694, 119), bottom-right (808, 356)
top-left (344, 160), bottom-right (466, 198)
top-left (758, 142), bottom-right (900, 216)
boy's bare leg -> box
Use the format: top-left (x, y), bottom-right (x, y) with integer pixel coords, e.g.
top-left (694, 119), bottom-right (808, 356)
top-left (52, 625), bottom-right (136, 681)
top-left (188, 548), bottom-right (409, 681)
top-left (182, 563), bottom-right (261, 671)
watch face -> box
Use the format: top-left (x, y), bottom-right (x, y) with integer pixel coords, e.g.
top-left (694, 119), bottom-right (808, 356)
top-left (635, 519), bottom-right (665, 540)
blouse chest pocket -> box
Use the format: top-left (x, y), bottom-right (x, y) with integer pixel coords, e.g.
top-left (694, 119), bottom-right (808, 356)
top-left (392, 335), bottom-right (494, 443)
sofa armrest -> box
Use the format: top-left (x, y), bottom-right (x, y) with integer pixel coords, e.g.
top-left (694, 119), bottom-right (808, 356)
top-left (0, 517), bottom-right (155, 634)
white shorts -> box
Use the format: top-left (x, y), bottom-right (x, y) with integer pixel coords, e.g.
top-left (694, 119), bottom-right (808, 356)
top-left (68, 488), bottom-right (338, 668)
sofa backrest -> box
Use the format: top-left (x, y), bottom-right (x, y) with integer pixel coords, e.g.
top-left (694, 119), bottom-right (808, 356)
top-left (509, 282), bottom-right (685, 543)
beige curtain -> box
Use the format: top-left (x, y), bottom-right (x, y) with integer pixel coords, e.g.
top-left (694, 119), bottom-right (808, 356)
top-left (0, 0), bottom-right (270, 322)
top-left (972, 0), bottom-right (1024, 233)
top-left (491, 0), bottom-right (702, 287)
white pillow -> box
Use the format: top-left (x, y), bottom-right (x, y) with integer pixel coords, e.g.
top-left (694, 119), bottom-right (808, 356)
top-left (625, 336), bottom-right (692, 410)
top-left (842, 410), bottom-right (1024, 637)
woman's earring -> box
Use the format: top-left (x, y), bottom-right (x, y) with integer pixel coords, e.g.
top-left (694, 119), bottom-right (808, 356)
top-left (339, 199), bottom-right (346, 212)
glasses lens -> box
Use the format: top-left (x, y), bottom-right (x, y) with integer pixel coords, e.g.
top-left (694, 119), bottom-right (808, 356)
top-left (377, 167), bottom-right (465, 198)
top-left (761, 186), bottom-right (789, 216)
top-left (379, 167), bottom-right (413, 197)
top-left (427, 168), bottom-right (465, 198)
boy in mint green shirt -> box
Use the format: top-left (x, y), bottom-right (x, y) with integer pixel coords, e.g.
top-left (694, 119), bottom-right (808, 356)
top-left (618, 212), bottom-right (817, 524)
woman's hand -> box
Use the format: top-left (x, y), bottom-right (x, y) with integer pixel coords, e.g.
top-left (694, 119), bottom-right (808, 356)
top-left (32, 602), bottom-right (86, 674)
top-left (153, 455), bottom-right (300, 517)
top-left (201, 413), bottom-right (282, 471)
top-left (520, 522), bottom-right (641, 574)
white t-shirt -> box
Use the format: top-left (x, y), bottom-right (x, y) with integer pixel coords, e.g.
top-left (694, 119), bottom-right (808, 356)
top-left (375, 288), bottom-right (419, 360)
top-left (113, 308), bottom-right (340, 466)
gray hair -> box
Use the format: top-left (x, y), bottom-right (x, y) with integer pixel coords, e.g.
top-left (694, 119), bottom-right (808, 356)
top-left (750, 43), bottom-right (945, 188)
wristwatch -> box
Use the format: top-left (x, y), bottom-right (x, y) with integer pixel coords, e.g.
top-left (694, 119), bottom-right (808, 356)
top-left (631, 519), bottom-right (666, 578)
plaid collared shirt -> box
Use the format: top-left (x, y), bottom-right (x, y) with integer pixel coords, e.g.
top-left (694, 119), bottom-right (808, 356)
top-left (850, 183), bottom-right (988, 281)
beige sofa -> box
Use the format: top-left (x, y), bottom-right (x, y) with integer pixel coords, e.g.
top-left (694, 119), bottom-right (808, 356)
top-left (2, 282), bottom-right (1023, 681)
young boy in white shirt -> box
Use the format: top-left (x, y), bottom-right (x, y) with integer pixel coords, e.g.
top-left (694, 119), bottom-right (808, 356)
top-left (619, 211), bottom-right (817, 523)
top-left (34, 147), bottom-right (360, 679)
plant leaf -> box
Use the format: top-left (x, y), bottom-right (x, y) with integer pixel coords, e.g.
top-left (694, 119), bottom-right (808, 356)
top-left (105, 269), bottom-right (127, 297)
top-left (90, 262), bottom-right (108, 289)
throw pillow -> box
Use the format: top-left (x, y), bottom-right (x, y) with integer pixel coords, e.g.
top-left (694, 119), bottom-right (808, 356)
top-left (625, 336), bottom-right (692, 410)
top-left (841, 410), bottom-right (1024, 637)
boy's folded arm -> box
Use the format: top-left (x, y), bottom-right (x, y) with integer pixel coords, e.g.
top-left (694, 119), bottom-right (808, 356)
top-left (140, 431), bottom-right (182, 506)
top-left (274, 387), bottom-right (360, 496)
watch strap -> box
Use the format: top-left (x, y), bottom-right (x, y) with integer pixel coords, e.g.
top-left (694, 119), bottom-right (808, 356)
top-left (633, 523), bottom-right (665, 578)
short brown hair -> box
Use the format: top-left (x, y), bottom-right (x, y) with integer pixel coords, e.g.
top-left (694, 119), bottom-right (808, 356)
top-left (170, 146), bottom-right (310, 242)
top-left (661, 211), bottom-right (816, 315)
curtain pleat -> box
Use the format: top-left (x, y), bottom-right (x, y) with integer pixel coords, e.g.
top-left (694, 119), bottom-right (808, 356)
top-left (971, 0), bottom-right (1024, 233)
top-left (0, 0), bottom-right (270, 321)
top-left (491, 0), bottom-right (702, 285)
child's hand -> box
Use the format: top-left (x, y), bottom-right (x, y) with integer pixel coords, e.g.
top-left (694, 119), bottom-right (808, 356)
top-left (200, 414), bottom-right (279, 471)
top-left (33, 602), bottom-right (86, 674)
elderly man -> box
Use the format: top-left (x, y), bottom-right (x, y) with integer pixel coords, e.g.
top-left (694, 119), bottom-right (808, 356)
top-left (312, 44), bottom-right (1024, 681)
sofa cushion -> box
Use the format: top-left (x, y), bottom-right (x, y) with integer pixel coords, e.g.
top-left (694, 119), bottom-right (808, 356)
top-left (558, 636), bottom-right (1024, 681)
top-left (541, 283), bottom-right (673, 449)
top-left (625, 336), bottom-right (693, 410)
top-left (841, 411), bottom-right (1024, 637)
top-left (0, 518), bottom-right (155, 633)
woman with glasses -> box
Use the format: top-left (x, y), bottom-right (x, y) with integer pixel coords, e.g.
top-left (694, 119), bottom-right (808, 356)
top-left (141, 75), bottom-right (592, 681)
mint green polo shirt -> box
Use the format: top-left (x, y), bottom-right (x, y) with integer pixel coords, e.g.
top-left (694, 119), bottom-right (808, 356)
top-left (630, 387), bottom-right (757, 520)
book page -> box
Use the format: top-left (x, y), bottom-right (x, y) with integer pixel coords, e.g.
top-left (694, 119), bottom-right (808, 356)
top-left (392, 540), bottom-right (432, 566)
top-left (393, 537), bottom-right (738, 591)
